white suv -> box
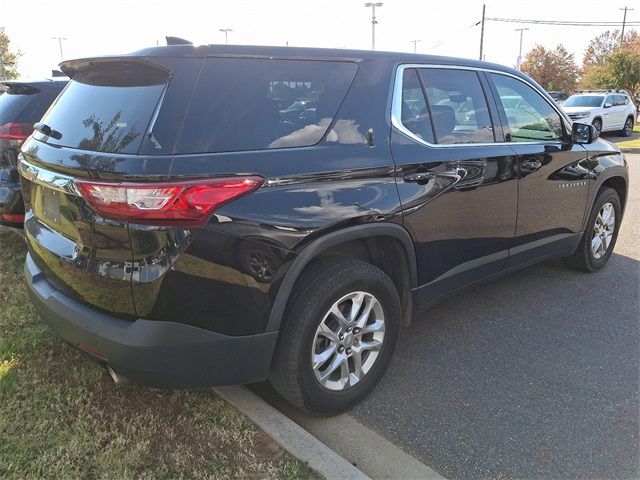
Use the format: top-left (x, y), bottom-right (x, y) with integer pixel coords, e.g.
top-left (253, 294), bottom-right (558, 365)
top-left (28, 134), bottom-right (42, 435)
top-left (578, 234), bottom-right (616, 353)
top-left (562, 90), bottom-right (636, 136)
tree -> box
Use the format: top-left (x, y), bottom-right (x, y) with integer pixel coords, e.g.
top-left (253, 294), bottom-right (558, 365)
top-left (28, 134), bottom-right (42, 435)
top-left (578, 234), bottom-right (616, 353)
top-left (521, 44), bottom-right (579, 93)
top-left (582, 29), bottom-right (639, 67)
top-left (580, 41), bottom-right (640, 98)
top-left (0, 27), bottom-right (20, 80)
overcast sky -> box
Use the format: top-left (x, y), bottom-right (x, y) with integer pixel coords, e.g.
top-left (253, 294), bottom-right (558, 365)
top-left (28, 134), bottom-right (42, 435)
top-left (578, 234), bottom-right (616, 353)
top-left (1, 0), bottom-right (638, 78)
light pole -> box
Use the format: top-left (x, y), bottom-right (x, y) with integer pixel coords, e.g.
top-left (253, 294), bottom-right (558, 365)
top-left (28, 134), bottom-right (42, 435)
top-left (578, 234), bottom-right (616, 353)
top-left (620, 6), bottom-right (635, 44)
top-left (515, 27), bottom-right (529, 70)
top-left (219, 28), bottom-right (233, 45)
top-left (410, 39), bottom-right (421, 53)
top-left (364, 2), bottom-right (383, 50)
top-left (51, 37), bottom-right (67, 62)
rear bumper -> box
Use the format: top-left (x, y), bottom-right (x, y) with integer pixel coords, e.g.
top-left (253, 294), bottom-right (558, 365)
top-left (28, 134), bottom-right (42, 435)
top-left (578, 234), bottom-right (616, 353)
top-left (25, 253), bottom-right (278, 388)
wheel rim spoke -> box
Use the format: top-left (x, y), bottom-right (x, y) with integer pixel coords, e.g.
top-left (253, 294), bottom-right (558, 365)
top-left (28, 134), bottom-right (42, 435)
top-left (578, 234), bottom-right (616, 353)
top-left (313, 344), bottom-right (337, 370)
top-left (319, 352), bottom-right (346, 382)
top-left (348, 292), bottom-right (365, 323)
top-left (317, 321), bottom-right (339, 342)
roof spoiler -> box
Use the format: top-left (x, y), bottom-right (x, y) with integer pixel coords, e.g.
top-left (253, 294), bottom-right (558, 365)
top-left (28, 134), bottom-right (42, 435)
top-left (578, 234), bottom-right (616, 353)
top-left (166, 36), bottom-right (193, 46)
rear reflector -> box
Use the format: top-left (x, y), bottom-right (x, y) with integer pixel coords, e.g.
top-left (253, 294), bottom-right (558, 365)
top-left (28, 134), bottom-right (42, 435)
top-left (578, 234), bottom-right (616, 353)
top-left (74, 176), bottom-right (263, 225)
top-left (1, 213), bottom-right (25, 223)
top-left (0, 122), bottom-right (33, 141)
top-left (78, 344), bottom-right (108, 361)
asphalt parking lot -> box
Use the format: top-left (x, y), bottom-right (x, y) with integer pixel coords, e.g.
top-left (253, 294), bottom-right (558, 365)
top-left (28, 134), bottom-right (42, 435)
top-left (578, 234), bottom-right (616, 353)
top-left (349, 153), bottom-right (639, 479)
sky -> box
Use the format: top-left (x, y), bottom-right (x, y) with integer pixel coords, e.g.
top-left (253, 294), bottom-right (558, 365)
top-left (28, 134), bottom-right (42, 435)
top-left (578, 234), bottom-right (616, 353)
top-left (1, 0), bottom-right (638, 78)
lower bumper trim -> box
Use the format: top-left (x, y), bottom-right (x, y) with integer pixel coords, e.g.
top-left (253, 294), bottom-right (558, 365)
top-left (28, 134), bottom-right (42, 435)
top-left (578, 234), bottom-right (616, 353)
top-left (25, 253), bottom-right (278, 388)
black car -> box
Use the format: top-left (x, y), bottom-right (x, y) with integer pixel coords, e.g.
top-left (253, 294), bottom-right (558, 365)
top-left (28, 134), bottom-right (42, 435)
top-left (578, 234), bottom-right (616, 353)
top-left (548, 90), bottom-right (568, 103)
top-left (19, 45), bottom-right (628, 414)
top-left (0, 79), bottom-right (66, 226)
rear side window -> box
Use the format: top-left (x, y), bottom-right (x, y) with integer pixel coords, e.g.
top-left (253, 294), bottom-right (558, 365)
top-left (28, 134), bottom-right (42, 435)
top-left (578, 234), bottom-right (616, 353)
top-left (39, 62), bottom-right (168, 154)
top-left (175, 58), bottom-right (357, 154)
top-left (0, 86), bottom-right (59, 125)
top-left (418, 69), bottom-right (494, 145)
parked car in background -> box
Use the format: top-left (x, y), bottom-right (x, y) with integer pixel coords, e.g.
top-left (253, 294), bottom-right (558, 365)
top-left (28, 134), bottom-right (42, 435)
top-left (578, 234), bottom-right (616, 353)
top-left (0, 79), bottom-right (67, 226)
top-left (562, 90), bottom-right (636, 136)
top-left (19, 45), bottom-right (628, 414)
top-left (548, 90), bottom-right (568, 104)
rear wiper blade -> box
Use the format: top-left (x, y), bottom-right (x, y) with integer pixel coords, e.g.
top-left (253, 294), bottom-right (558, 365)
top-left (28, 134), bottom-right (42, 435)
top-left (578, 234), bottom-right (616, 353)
top-left (33, 122), bottom-right (62, 140)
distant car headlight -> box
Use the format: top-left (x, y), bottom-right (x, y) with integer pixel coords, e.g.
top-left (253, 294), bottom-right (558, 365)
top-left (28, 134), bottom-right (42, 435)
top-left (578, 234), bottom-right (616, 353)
top-left (571, 112), bottom-right (591, 119)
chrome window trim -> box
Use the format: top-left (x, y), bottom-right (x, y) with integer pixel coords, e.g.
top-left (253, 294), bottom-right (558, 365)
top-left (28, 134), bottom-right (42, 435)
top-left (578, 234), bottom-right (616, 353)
top-left (18, 156), bottom-right (80, 196)
top-left (391, 63), bottom-right (572, 148)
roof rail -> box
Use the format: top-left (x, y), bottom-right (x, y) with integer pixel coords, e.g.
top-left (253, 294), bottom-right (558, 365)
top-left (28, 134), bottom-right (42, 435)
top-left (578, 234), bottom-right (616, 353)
top-left (576, 88), bottom-right (630, 94)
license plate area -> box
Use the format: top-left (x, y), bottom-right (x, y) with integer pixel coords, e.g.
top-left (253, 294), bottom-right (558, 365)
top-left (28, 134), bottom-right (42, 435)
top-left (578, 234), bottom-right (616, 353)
top-left (41, 187), bottom-right (60, 223)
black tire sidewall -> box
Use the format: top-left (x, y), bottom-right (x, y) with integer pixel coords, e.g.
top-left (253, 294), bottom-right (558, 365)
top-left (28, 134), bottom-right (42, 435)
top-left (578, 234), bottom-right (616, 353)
top-left (593, 119), bottom-right (602, 135)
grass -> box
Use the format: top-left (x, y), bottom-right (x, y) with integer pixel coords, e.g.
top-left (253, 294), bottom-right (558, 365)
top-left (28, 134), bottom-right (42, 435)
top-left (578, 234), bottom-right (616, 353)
top-left (0, 227), bottom-right (318, 479)
top-left (616, 123), bottom-right (640, 148)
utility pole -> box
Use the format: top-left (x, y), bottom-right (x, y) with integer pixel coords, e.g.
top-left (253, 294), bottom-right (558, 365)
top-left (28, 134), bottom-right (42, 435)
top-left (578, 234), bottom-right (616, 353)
top-left (515, 27), bottom-right (529, 70)
top-left (620, 6), bottom-right (635, 44)
top-left (219, 28), bottom-right (233, 45)
top-left (51, 37), bottom-right (67, 62)
top-left (479, 4), bottom-right (486, 61)
top-left (410, 39), bottom-right (421, 53)
top-left (364, 2), bottom-right (383, 50)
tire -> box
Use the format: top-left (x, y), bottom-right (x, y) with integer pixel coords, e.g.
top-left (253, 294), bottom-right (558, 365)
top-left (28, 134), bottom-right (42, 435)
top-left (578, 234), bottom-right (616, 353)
top-left (592, 118), bottom-right (602, 136)
top-left (564, 187), bottom-right (621, 272)
top-left (621, 116), bottom-right (634, 137)
top-left (269, 258), bottom-right (401, 414)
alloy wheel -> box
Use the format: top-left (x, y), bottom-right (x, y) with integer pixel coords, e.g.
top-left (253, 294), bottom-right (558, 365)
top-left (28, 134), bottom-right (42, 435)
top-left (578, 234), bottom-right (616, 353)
top-left (591, 202), bottom-right (616, 259)
top-left (311, 291), bottom-right (385, 391)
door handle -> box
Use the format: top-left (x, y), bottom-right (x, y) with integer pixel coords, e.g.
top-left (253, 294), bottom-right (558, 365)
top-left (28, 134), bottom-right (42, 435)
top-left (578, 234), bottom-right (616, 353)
top-left (520, 159), bottom-right (542, 172)
top-left (403, 171), bottom-right (436, 184)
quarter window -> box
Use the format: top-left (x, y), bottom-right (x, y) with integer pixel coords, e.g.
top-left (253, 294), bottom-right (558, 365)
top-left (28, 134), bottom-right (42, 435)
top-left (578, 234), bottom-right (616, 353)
top-left (418, 69), bottom-right (494, 144)
top-left (176, 58), bottom-right (357, 153)
top-left (490, 73), bottom-right (564, 142)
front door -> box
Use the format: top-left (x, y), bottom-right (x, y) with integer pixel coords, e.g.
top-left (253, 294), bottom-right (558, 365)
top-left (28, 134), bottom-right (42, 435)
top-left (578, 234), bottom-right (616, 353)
top-left (486, 72), bottom-right (590, 266)
top-left (390, 66), bottom-right (519, 308)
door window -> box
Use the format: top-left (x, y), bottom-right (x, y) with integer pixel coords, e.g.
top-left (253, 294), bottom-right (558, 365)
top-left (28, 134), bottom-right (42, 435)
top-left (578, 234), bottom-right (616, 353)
top-left (418, 69), bottom-right (494, 144)
top-left (489, 73), bottom-right (565, 143)
top-left (399, 68), bottom-right (435, 143)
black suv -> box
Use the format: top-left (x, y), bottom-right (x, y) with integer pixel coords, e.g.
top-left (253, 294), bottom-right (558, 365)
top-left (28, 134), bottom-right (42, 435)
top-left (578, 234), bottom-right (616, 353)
top-left (19, 45), bottom-right (628, 414)
top-left (0, 79), bottom-right (66, 226)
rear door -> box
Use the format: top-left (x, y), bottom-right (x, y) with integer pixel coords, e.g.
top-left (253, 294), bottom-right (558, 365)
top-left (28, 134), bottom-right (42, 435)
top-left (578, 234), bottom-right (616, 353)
top-left (391, 65), bottom-right (518, 307)
top-left (486, 72), bottom-right (590, 266)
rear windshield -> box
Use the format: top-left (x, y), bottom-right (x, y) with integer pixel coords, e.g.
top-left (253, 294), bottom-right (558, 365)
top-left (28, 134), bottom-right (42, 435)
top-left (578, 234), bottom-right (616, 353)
top-left (0, 86), bottom-right (58, 125)
top-left (39, 62), bottom-right (168, 154)
top-left (175, 58), bottom-right (358, 154)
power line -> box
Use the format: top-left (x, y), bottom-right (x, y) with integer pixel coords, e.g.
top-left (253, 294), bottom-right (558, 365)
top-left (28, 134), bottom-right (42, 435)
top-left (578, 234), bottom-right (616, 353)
top-left (486, 17), bottom-right (640, 26)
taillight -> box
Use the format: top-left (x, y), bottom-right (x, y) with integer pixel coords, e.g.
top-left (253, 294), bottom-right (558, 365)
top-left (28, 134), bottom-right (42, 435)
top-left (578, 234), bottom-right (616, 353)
top-left (1, 213), bottom-right (25, 223)
top-left (0, 122), bottom-right (33, 142)
top-left (74, 176), bottom-right (263, 225)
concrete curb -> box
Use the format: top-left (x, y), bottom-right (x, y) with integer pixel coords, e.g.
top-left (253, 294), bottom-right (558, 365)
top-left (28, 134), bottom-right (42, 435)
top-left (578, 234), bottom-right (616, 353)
top-left (214, 385), bottom-right (370, 480)
top-left (620, 147), bottom-right (640, 154)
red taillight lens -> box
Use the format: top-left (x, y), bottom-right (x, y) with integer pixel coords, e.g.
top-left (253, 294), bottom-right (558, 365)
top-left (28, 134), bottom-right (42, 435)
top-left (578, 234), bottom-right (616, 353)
top-left (0, 122), bottom-right (33, 141)
top-left (1, 213), bottom-right (25, 223)
top-left (74, 176), bottom-right (263, 225)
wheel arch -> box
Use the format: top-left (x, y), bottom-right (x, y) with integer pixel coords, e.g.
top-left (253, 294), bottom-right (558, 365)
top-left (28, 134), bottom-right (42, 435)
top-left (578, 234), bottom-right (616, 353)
top-left (265, 223), bottom-right (418, 332)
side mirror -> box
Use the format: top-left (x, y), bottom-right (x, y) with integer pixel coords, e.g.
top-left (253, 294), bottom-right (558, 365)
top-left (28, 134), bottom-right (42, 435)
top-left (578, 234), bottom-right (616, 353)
top-left (572, 122), bottom-right (598, 144)
top-left (604, 102), bottom-right (612, 108)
